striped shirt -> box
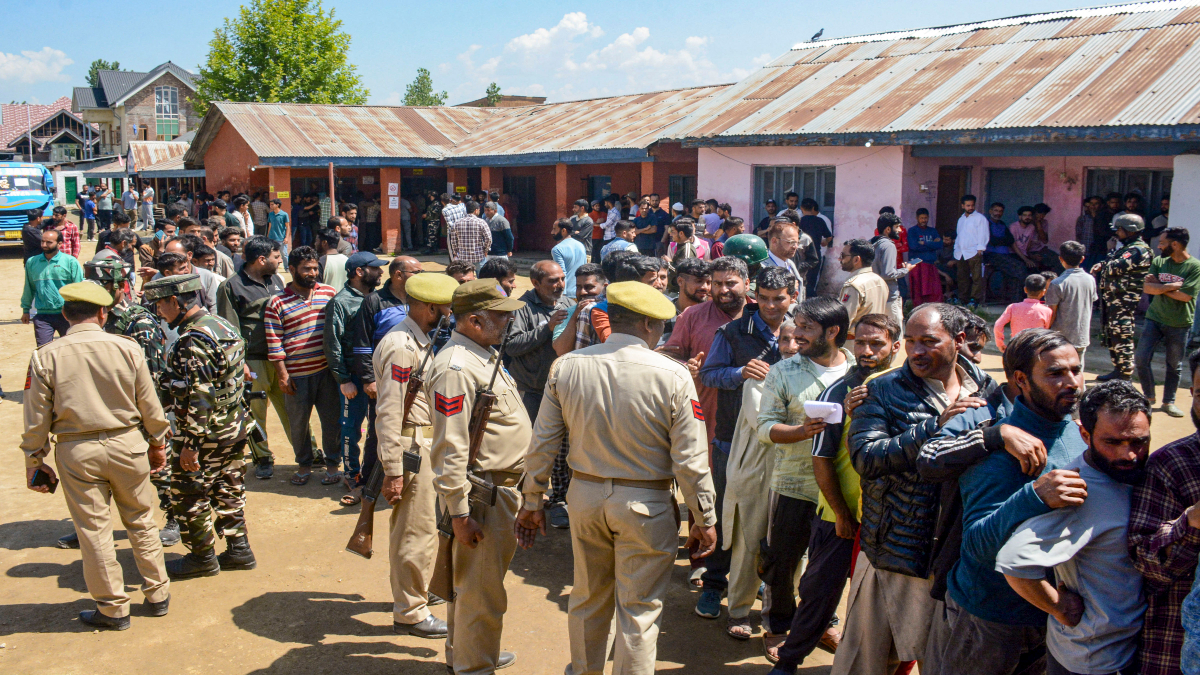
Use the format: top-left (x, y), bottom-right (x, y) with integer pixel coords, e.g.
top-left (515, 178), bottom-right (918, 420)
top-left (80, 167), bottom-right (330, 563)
top-left (264, 283), bottom-right (336, 377)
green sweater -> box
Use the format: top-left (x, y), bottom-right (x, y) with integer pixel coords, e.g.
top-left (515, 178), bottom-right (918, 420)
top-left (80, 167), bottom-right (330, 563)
top-left (21, 252), bottom-right (83, 314)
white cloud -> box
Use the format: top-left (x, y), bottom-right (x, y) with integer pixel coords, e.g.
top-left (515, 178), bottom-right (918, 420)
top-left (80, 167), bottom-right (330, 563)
top-left (431, 13), bottom-right (768, 104)
top-left (382, 91), bottom-right (402, 105)
top-left (0, 47), bottom-right (72, 84)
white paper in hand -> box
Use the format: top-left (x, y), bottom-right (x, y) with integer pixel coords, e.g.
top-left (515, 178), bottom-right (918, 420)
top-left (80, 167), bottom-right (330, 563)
top-left (802, 401), bottom-right (842, 424)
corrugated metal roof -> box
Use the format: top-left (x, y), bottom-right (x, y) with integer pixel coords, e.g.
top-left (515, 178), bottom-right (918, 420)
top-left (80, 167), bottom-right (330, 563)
top-left (128, 141), bottom-right (190, 172)
top-left (671, 0), bottom-right (1200, 141)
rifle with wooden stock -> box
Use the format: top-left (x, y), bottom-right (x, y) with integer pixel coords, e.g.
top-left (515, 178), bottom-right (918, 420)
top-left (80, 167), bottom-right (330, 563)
top-left (345, 315), bottom-right (448, 559)
top-left (429, 318), bottom-right (513, 601)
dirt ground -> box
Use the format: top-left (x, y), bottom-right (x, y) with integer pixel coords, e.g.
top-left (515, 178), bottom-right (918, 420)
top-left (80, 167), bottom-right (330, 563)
top-left (1, 238), bottom-right (1195, 674)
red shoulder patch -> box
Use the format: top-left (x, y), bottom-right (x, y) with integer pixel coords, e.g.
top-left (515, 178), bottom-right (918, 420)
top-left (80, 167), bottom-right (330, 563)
top-left (691, 400), bottom-right (705, 422)
top-left (435, 392), bottom-right (465, 416)
top-left (841, 293), bottom-right (850, 302)
top-left (391, 365), bottom-right (411, 383)
top-left (24, 364), bottom-right (31, 390)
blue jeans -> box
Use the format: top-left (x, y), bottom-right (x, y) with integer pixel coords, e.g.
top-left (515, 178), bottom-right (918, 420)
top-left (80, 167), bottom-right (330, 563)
top-left (1135, 318), bottom-right (1188, 404)
top-left (701, 441), bottom-right (731, 592)
top-left (338, 377), bottom-right (369, 479)
top-left (1183, 567), bottom-right (1200, 675)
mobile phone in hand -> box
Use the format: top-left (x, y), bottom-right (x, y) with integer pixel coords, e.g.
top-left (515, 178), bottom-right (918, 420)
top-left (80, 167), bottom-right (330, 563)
top-left (30, 467), bottom-right (58, 494)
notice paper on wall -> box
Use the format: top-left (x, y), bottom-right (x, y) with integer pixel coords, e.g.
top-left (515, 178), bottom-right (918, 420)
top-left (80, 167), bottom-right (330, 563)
top-left (388, 182), bottom-right (399, 196)
top-left (388, 196), bottom-right (399, 209)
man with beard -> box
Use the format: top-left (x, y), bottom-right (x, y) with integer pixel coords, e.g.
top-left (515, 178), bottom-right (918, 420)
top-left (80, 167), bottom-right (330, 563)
top-left (322, 252), bottom-right (387, 499)
top-left (264, 247), bottom-right (340, 486)
top-left (833, 303), bottom-right (987, 675)
top-left (923, 328), bottom-right (1089, 674)
top-left (216, 236), bottom-right (289, 479)
top-left (765, 312), bottom-right (894, 671)
top-left (1129, 350), bottom-right (1200, 675)
top-left (999, 380), bottom-right (1150, 675)
top-left (872, 213), bottom-right (915, 334)
top-left (697, 267), bottom-right (797, 632)
top-left (837, 239), bottom-right (888, 341)
top-left (661, 257), bottom-right (711, 347)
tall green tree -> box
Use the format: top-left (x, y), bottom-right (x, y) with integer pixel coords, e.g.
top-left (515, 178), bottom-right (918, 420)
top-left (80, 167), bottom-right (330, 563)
top-left (402, 68), bottom-right (447, 107)
top-left (85, 59), bottom-right (122, 87)
top-left (485, 82), bottom-right (502, 107)
top-left (193, 0), bottom-right (368, 116)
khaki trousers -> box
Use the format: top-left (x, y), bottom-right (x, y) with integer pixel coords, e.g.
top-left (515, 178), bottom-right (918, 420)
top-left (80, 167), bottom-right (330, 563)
top-left (389, 432), bottom-right (438, 624)
top-left (830, 551), bottom-right (937, 675)
top-left (565, 479), bottom-right (679, 675)
top-left (446, 483), bottom-right (519, 675)
top-left (54, 428), bottom-right (170, 618)
top-left (727, 508), bottom-right (765, 620)
top-left (247, 358), bottom-right (296, 464)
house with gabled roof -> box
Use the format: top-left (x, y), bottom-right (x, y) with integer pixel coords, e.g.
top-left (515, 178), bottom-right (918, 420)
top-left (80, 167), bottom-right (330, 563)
top-left (72, 61), bottom-right (201, 157)
top-left (0, 98), bottom-right (100, 164)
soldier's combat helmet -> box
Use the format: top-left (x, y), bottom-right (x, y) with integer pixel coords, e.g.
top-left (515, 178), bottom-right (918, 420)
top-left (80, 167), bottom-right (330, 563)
top-left (722, 233), bottom-right (770, 266)
top-left (1112, 213), bottom-right (1145, 233)
top-left (84, 257), bottom-right (131, 283)
top-left (143, 273), bottom-right (203, 301)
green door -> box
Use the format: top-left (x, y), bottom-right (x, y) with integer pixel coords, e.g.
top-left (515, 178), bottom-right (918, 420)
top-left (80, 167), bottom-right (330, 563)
top-left (65, 176), bottom-right (77, 205)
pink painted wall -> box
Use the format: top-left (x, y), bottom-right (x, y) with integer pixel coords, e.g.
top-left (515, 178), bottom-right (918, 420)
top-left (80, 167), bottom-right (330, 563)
top-left (698, 145), bottom-right (909, 292)
top-left (907, 154), bottom-right (1175, 247)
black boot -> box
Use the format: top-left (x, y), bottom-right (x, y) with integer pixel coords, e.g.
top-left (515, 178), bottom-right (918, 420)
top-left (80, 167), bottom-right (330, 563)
top-left (159, 518), bottom-right (180, 546)
top-left (218, 534), bottom-right (257, 570)
top-left (1095, 370), bottom-right (1131, 382)
top-left (166, 548), bottom-right (220, 580)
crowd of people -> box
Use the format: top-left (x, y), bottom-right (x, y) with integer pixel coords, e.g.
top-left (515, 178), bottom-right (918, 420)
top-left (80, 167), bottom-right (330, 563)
top-left (16, 179), bottom-right (1200, 675)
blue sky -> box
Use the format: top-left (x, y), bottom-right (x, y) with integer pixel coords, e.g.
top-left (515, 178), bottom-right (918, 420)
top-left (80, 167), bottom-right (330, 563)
top-left (0, 0), bottom-right (1131, 106)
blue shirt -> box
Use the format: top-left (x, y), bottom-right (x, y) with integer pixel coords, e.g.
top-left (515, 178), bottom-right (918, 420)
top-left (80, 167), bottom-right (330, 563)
top-left (907, 225), bottom-right (942, 263)
top-left (552, 237), bottom-right (588, 298)
top-left (633, 213), bottom-right (657, 251)
top-left (950, 397), bottom-right (1087, 625)
top-left (699, 310), bottom-right (780, 452)
top-left (267, 210), bottom-right (289, 242)
top-left (601, 238), bottom-right (637, 260)
top-left (987, 218), bottom-right (1012, 254)
top-left (83, 199), bottom-right (96, 219)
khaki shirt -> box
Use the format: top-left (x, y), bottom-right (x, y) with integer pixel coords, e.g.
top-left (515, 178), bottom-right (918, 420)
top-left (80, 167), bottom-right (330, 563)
top-left (373, 316), bottom-right (435, 477)
top-left (429, 331), bottom-right (531, 516)
top-left (839, 267), bottom-right (889, 335)
top-left (921, 364), bottom-right (979, 413)
top-left (522, 333), bottom-right (717, 526)
top-left (21, 323), bottom-right (170, 468)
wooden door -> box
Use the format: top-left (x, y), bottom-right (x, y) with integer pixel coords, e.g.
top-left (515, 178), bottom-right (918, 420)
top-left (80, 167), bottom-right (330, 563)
top-left (936, 166), bottom-right (971, 236)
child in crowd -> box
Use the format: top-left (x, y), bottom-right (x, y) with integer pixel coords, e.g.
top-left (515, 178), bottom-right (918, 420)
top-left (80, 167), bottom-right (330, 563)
top-left (1046, 240), bottom-right (1098, 372)
top-left (994, 273), bottom-right (1054, 351)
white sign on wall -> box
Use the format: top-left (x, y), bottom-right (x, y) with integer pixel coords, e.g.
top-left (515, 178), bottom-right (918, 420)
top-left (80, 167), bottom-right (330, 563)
top-left (387, 182), bottom-right (399, 196)
top-left (388, 196), bottom-right (399, 209)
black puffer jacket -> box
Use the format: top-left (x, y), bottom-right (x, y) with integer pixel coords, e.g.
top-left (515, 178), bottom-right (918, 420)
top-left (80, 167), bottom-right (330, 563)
top-left (847, 355), bottom-right (991, 579)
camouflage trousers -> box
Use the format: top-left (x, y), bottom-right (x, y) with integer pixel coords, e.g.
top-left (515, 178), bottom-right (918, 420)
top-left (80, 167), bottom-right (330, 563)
top-left (170, 438), bottom-right (249, 553)
top-left (425, 219), bottom-right (439, 250)
top-left (149, 444), bottom-right (177, 515)
top-left (1105, 305), bottom-right (1137, 375)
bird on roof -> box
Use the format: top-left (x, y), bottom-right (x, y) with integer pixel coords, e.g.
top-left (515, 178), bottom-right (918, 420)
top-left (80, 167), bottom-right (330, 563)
top-left (810, 28), bottom-right (824, 41)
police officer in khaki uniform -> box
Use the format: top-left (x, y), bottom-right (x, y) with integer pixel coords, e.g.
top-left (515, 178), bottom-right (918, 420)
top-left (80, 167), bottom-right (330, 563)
top-left (837, 239), bottom-right (889, 339)
top-left (516, 281), bottom-right (718, 675)
top-left (22, 281), bottom-right (173, 630)
top-left (374, 273), bottom-right (457, 640)
top-left (429, 279), bottom-right (531, 674)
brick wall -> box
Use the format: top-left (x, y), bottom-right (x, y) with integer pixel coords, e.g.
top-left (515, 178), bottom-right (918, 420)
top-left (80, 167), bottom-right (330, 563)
top-left (122, 72), bottom-right (201, 142)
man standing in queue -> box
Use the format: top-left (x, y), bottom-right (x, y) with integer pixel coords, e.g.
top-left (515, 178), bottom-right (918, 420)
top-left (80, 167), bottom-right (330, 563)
top-left (429, 279), bottom-right (531, 673)
top-left (144, 274), bottom-right (255, 579)
top-left (516, 281), bottom-right (718, 675)
top-left (374, 273), bottom-right (458, 640)
top-left (22, 281), bottom-right (172, 630)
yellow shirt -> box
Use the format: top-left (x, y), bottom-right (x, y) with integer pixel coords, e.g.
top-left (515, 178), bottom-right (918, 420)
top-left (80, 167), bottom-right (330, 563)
top-left (429, 331), bottom-right (531, 516)
top-left (373, 315), bottom-right (434, 477)
top-left (22, 323), bottom-right (170, 467)
top-left (522, 333), bottom-right (717, 526)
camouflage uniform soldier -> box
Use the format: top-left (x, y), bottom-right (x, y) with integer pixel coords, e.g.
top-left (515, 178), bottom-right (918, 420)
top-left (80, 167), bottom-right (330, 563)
top-left (1091, 213), bottom-right (1152, 381)
top-left (143, 274), bottom-right (255, 580)
top-left (423, 193), bottom-right (443, 254)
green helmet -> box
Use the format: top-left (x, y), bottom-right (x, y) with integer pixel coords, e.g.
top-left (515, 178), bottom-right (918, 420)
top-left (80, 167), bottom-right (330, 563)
top-left (84, 257), bottom-right (130, 283)
top-left (1112, 213), bottom-right (1144, 233)
top-left (723, 233), bottom-right (769, 266)
top-left (143, 273), bottom-right (203, 301)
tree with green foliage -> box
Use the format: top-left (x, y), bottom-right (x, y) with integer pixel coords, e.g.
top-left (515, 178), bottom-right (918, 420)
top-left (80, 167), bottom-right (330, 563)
top-left (86, 59), bottom-right (122, 88)
top-left (402, 68), bottom-right (447, 107)
top-left (193, 0), bottom-right (368, 116)
top-left (484, 82), bottom-right (502, 107)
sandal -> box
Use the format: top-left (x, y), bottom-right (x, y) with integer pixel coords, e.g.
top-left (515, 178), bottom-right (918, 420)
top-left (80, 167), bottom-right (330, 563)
top-left (290, 472), bottom-right (311, 486)
top-left (726, 616), bottom-right (752, 640)
top-left (763, 632), bottom-right (787, 663)
top-left (321, 470), bottom-right (343, 485)
top-left (689, 567), bottom-right (706, 589)
top-left (340, 488), bottom-right (362, 506)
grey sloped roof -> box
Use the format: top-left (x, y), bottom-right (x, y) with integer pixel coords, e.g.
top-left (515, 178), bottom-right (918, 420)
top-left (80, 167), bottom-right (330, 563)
top-left (72, 87), bottom-right (105, 109)
top-left (90, 63), bottom-right (198, 110)
top-left (98, 70), bottom-right (147, 104)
